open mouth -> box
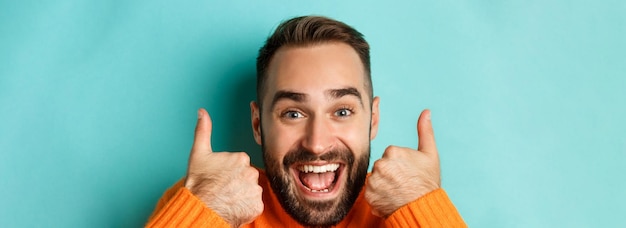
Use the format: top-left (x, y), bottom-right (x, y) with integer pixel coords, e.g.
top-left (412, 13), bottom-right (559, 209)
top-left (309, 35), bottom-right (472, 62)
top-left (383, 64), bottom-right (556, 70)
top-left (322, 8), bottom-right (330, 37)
top-left (292, 163), bottom-right (344, 197)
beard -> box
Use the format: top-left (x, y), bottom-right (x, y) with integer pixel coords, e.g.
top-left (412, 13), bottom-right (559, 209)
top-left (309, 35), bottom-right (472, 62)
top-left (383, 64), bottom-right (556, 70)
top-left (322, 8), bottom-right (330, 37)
top-left (262, 143), bottom-right (370, 227)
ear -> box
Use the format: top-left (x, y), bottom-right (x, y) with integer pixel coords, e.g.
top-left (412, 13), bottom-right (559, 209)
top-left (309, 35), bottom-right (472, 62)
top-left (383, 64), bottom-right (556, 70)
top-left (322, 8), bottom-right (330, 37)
top-left (250, 101), bottom-right (263, 145)
top-left (370, 96), bottom-right (380, 140)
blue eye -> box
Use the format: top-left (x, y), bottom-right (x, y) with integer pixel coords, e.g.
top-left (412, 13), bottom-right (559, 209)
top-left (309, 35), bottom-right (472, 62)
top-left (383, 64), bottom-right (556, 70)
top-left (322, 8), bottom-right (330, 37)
top-left (335, 108), bottom-right (353, 117)
top-left (283, 110), bottom-right (304, 119)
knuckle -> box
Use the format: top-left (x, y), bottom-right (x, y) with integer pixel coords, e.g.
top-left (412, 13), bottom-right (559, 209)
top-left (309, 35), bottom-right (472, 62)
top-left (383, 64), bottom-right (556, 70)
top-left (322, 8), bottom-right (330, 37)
top-left (252, 186), bottom-right (264, 214)
top-left (246, 167), bottom-right (260, 180)
top-left (254, 184), bottom-right (263, 194)
top-left (372, 159), bottom-right (387, 173)
top-left (364, 190), bottom-right (373, 202)
top-left (372, 209), bottom-right (381, 218)
top-left (365, 178), bottom-right (375, 190)
top-left (255, 201), bottom-right (264, 215)
top-left (235, 152), bottom-right (251, 164)
top-left (384, 146), bottom-right (399, 157)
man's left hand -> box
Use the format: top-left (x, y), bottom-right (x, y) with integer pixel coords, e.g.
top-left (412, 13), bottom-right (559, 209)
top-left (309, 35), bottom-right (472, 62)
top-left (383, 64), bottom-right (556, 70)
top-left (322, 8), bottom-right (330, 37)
top-left (365, 109), bottom-right (441, 217)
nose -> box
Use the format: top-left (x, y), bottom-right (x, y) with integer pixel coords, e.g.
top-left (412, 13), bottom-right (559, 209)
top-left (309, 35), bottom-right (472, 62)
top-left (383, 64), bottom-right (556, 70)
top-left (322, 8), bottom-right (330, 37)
top-left (301, 115), bottom-right (334, 155)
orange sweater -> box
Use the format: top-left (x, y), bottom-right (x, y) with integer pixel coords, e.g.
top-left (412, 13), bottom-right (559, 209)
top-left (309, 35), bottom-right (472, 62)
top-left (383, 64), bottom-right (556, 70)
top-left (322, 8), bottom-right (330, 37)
top-left (146, 169), bottom-right (466, 227)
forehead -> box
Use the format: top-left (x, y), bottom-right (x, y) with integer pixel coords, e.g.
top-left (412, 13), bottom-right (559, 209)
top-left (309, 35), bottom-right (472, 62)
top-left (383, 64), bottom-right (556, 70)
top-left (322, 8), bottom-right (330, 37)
top-left (263, 42), bottom-right (367, 105)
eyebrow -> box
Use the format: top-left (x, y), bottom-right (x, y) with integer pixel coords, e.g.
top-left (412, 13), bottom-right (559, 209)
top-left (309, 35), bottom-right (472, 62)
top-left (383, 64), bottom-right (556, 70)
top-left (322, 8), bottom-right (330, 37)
top-left (270, 87), bottom-right (364, 110)
top-left (271, 90), bottom-right (307, 110)
top-left (328, 87), bottom-right (362, 103)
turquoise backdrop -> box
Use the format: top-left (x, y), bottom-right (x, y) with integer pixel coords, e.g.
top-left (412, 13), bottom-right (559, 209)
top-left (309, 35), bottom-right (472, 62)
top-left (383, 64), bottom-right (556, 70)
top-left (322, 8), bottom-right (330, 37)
top-left (1, 0), bottom-right (624, 227)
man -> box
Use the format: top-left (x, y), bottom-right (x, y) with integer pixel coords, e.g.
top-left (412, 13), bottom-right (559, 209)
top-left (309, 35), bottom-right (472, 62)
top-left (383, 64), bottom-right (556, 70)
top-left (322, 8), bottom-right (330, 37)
top-left (147, 16), bottom-right (465, 227)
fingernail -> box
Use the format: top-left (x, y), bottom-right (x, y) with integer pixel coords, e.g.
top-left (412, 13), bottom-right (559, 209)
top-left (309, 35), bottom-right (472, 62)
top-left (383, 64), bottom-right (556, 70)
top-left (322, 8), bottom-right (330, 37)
top-left (197, 109), bottom-right (202, 119)
top-left (427, 111), bottom-right (431, 121)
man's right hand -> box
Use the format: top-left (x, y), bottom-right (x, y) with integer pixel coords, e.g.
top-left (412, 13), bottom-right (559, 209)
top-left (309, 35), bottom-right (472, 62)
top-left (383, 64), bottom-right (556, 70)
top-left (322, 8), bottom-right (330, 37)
top-left (184, 108), bottom-right (263, 227)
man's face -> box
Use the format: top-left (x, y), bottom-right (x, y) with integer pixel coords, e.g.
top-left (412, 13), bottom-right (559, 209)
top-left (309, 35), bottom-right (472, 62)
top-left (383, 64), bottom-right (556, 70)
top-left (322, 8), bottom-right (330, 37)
top-left (251, 42), bottom-right (380, 226)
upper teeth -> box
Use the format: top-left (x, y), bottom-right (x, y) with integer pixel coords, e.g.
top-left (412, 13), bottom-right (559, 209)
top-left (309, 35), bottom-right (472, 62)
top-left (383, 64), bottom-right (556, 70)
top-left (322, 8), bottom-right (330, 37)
top-left (298, 164), bottom-right (340, 173)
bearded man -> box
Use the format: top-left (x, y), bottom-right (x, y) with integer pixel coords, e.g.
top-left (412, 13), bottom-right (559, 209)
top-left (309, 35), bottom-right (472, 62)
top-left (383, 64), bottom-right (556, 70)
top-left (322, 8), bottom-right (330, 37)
top-left (146, 16), bottom-right (466, 227)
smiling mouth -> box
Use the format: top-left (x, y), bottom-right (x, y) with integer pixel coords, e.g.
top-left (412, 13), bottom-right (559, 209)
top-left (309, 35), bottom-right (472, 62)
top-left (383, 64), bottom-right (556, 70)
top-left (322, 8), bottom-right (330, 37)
top-left (294, 163), bottom-right (342, 193)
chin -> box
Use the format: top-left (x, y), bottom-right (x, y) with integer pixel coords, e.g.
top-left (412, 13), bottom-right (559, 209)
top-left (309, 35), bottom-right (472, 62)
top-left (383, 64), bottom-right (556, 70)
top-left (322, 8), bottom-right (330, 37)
top-left (263, 146), bottom-right (370, 226)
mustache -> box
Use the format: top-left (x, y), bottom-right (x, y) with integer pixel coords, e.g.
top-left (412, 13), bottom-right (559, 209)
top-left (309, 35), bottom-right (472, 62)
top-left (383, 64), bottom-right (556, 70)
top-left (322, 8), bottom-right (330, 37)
top-left (282, 146), bottom-right (355, 167)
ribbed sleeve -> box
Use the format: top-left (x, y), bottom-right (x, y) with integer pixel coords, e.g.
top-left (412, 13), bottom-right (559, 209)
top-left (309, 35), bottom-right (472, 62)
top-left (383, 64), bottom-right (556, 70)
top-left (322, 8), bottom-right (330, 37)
top-left (385, 188), bottom-right (466, 228)
top-left (145, 188), bottom-right (230, 228)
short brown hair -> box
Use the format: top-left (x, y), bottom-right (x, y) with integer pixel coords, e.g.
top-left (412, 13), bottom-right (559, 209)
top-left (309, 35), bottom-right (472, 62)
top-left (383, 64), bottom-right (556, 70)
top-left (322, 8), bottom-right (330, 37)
top-left (256, 16), bottom-right (372, 108)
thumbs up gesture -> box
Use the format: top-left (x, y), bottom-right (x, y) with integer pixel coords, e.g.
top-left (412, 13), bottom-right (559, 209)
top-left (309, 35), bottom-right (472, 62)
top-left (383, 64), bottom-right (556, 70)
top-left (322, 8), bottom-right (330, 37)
top-left (184, 108), bottom-right (264, 227)
top-left (365, 109), bottom-right (441, 217)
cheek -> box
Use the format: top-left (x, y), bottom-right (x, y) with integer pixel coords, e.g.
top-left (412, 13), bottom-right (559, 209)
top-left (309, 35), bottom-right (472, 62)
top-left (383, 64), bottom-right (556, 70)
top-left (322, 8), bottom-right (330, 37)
top-left (335, 119), bottom-right (372, 151)
top-left (262, 120), bottom-right (302, 158)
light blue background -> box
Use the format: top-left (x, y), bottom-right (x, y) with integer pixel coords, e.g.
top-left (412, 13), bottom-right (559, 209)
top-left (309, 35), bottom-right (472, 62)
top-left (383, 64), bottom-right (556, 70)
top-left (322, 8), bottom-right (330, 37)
top-left (1, 0), bottom-right (624, 227)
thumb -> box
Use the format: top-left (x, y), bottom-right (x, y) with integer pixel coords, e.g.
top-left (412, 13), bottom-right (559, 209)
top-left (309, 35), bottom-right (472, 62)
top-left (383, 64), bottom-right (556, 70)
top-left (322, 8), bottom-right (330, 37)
top-left (191, 108), bottom-right (213, 156)
top-left (417, 109), bottom-right (437, 153)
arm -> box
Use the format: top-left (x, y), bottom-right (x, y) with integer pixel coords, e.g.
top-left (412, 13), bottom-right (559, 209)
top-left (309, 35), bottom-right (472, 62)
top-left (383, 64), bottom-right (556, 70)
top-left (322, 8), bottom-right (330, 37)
top-left (147, 109), bottom-right (263, 227)
top-left (366, 110), bottom-right (466, 227)
top-left (385, 188), bottom-right (466, 228)
top-left (146, 179), bottom-right (231, 227)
